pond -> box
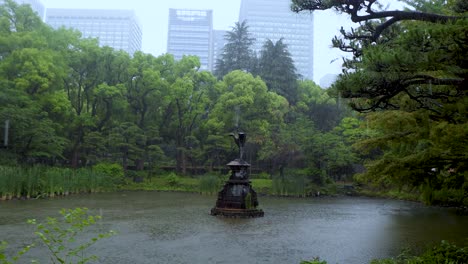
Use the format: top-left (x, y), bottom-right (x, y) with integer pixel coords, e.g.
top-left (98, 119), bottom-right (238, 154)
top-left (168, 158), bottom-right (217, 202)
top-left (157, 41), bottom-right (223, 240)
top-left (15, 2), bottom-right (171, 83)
top-left (1, 192), bottom-right (467, 264)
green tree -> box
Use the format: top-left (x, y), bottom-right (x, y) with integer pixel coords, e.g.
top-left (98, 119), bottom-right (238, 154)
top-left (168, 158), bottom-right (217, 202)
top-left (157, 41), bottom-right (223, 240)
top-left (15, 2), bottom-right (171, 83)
top-left (62, 39), bottom-right (132, 167)
top-left (0, 0), bottom-right (69, 163)
top-left (292, 0), bottom-right (467, 201)
top-left (291, 0), bottom-right (467, 116)
top-left (162, 56), bottom-right (217, 174)
top-left (295, 80), bottom-right (343, 131)
top-left (123, 52), bottom-right (169, 171)
top-left (206, 70), bottom-right (288, 164)
top-left (214, 21), bottom-right (256, 78)
top-left (258, 38), bottom-right (299, 104)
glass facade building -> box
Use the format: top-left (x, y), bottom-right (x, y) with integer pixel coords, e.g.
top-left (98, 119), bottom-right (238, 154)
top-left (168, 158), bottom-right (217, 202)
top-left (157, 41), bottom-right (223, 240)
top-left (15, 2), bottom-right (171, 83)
top-left (212, 29), bottom-right (227, 67)
top-left (167, 9), bottom-right (213, 71)
top-left (45, 9), bottom-right (142, 55)
top-left (239, 0), bottom-right (314, 80)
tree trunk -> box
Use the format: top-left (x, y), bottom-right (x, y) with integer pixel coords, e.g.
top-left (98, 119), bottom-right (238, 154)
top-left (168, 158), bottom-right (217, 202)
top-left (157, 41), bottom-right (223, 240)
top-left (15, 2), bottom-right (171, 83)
top-left (122, 149), bottom-right (128, 171)
top-left (71, 147), bottom-right (80, 168)
top-left (176, 148), bottom-right (187, 175)
top-left (136, 159), bottom-right (144, 170)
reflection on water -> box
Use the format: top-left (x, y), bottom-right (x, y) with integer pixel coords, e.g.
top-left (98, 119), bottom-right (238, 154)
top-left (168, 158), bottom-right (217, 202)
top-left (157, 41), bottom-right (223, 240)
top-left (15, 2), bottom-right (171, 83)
top-left (1, 192), bottom-right (467, 264)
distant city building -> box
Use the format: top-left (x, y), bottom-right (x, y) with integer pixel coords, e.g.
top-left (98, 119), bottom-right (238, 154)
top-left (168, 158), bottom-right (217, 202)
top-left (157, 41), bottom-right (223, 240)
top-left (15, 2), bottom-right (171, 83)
top-left (239, 0), bottom-right (314, 80)
top-left (167, 9), bottom-right (213, 71)
top-left (212, 29), bottom-right (227, 67)
top-left (1, 0), bottom-right (45, 20)
top-left (319, 73), bottom-right (338, 88)
top-left (45, 8), bottom-right (142, 55)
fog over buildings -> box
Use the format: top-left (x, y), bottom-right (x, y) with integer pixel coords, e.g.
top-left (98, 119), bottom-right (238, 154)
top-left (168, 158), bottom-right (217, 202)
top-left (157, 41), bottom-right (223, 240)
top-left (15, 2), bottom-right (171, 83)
top-left (46, 9), bottom-right (142, 55)
top-left (4, 0), bottom-right (402, 84)
top-left (239, 0), bottom-right (314, 80)
top-left (167, 9), bottom-right (214, 71)
top-left (166, 0), bottom-right (314, 79)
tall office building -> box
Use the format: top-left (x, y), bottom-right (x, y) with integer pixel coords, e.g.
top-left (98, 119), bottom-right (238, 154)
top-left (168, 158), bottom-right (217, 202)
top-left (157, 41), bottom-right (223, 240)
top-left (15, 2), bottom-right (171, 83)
top-left (167, 9), bottom-right (213, 71)
top-left (1, 0), bottom-right (45, 20)
top-left (45, 9), bottom-right (142, 55)
top-left (239, 0), bottom-right (314, 80)
top-left (212, 29), bottom-right (227, 67)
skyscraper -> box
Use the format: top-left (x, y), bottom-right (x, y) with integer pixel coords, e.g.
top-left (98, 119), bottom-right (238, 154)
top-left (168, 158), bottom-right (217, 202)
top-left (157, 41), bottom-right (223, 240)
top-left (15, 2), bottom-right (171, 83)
top-left (45, 8), bottom-right (142, 55)
top-left (1, 0), bottom-right (45, 20)
top-left (239, 0), bottom-right (314, 80)
top-left (212, 29), bottom-right (227, 67)
top-left (167, 9), bottom-right (213, 71)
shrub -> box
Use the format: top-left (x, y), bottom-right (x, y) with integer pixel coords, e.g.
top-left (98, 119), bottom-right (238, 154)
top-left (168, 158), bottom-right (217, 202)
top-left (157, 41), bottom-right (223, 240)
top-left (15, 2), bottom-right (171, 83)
top-left (164, 173), bottom-right (180, 186)
top-left (371, 240), bottom-right (468, 264)
top-left (93, 163), bottom-right (124, 185)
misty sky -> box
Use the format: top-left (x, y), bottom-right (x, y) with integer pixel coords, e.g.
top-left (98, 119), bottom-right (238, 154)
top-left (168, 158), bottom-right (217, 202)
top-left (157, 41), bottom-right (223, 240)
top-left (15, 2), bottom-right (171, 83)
top-left (40, 0), bottom-right (403, 83)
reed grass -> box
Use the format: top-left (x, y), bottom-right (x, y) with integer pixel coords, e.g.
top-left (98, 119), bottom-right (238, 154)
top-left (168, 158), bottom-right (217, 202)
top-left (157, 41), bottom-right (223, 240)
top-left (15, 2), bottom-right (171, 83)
top-left (199, 174), bottom-right (223, 195)
top-left (0, 165), bottom-right (116, 200)
top-left (272, 174), bottom-right (307, 197)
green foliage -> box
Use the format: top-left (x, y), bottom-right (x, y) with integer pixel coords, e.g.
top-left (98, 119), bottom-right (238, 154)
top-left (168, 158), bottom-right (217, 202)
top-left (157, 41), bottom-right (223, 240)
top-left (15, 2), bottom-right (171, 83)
top-left (0, 240), bottom-right (34, 264)
top-left (0, 208), bottom-right (114, 264)
top-left (258, 38), bottom-right (299, 104)
top-left (164, 173), bottom-right (181, 187)
top-left (300, 257), bottom-right (327, 264)
top-left (421, 181), bottom-right (467, 206)
top-left (198, 174), bottom-right (222, 195)
top-left (124, 175), bottom-right (199, 192)
top-left (214, 21), bottom-right (256, 78)
top-left (251, 179), bottom-right (272, 195)
top-left (371, 241), bottom-right (468, 264)
top-left (207, 70), bottom-right (289, 152)
top-left (354, 111), bottom-right (467, 205)
top-left (251, 172), bottom-right (270, 179)
top-left (92, 163), bottom-right (124, 185)
top-left (292, 0), bottom-right (467, 205)
top-left (0, 166), bottom-right (116, 200)
top-left (298, 241), bottom-right (468, 264)
top-left (0, 0), bottom-right (359, 191)
top-left (296, 80), bottom-right (342, 131)
top-left (27, 208), bottom-right (115, 264)
top-left (272, 172), bottom-right (307, 197)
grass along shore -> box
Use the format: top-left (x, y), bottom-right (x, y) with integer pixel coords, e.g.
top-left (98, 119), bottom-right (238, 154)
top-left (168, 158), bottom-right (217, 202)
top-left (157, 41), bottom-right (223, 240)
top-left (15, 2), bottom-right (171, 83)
top-left (123, 172), bottom-right (339, 197)
top-left (0, 165), bottom-right (340, 200)
top-left (0, 165), bottom-right (121, 200)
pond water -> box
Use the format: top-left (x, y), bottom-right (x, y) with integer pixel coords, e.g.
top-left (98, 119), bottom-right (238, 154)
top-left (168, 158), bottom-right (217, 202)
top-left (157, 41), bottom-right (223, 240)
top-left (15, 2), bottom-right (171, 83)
top-left (1, 192), bottom-right (467, 264)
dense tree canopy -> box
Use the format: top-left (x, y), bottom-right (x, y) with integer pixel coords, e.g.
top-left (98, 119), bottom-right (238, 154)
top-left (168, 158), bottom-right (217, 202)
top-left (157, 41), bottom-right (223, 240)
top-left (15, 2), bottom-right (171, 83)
top-left (292, 0), bottom-right (467, 204)
top-left (0, 1), bottom-right (357, 182)
top-left (291, 0), bottom-right (467, 115)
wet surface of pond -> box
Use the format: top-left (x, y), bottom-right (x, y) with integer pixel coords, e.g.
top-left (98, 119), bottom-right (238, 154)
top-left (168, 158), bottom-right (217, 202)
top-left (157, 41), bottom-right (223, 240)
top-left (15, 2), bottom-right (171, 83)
top-left (1, 192), bottom-right (467, 264)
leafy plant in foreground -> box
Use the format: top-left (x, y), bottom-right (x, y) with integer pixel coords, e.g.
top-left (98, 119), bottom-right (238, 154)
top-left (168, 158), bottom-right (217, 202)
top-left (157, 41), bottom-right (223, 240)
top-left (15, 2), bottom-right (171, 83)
top-left (0, 207), bottom-right (115, 264)
top-left (300, 257), bottom-right (327, 264)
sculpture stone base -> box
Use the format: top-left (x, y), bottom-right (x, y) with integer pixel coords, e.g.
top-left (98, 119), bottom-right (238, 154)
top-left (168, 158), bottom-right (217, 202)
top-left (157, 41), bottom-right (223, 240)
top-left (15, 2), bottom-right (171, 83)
top-left (211, 207), bottom-right (264, 218)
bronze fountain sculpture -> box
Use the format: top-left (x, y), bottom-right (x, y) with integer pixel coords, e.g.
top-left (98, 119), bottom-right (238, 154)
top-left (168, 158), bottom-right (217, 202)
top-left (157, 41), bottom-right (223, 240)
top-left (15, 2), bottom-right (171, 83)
top-left (210, 132), bottom-right (264, 218)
